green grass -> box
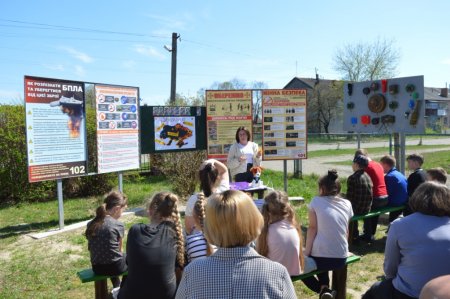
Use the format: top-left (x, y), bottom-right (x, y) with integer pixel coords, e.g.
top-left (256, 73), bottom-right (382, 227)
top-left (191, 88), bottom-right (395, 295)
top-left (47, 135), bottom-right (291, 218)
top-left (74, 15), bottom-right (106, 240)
top-left (325, 149), bottom-right (450, 173)
top-left (0, 166), bottom-right (428, 298)
top-left (308, 144), bottom-right (450, 159)
top-left (0, 175), bottom-right (170, 246)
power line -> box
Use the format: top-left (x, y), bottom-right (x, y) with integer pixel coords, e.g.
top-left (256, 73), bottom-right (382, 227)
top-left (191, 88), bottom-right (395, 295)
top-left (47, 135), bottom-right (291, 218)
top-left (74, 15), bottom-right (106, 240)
top-left (0, 18), bottom-right (168, 39)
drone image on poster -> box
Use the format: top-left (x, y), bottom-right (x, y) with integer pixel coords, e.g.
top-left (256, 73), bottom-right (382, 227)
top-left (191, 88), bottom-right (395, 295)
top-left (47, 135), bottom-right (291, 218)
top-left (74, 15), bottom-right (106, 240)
top-left (343, 75), bottom-right (424, 134)
top-left (50, 96), bottom-right (84, 138)
top-left (154, 116), bottom-right (196, 150)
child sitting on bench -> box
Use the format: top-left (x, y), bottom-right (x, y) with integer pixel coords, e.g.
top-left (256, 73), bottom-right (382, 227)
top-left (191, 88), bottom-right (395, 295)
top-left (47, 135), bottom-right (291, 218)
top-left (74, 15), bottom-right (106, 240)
top-left (303, 170), bottom-right (353, 299)
top-left (256, 190), bottom-right (304, 276)
top-left (85, 191), bottom-right (128, 288)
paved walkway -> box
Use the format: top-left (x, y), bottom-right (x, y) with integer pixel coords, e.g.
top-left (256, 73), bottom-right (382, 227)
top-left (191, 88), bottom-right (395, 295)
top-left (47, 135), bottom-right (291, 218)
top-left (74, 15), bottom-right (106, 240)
top-left (263, 137), bottom-right (450, 177)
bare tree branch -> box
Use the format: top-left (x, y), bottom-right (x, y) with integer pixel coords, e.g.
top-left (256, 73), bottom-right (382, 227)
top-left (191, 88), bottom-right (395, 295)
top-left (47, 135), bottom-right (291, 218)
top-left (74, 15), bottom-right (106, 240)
top-left (333, 38), bottom-right (400, 82)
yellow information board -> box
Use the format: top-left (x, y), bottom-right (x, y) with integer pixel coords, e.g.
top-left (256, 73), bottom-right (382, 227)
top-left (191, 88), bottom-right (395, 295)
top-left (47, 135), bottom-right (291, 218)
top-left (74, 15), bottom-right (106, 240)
top-left (206, 90), bottom-right (253, 162)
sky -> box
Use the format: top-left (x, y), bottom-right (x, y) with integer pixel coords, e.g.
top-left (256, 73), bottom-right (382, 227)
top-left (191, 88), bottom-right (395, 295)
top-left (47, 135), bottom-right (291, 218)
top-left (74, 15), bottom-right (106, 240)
top-left (1, 0), bottom-right (450, 105)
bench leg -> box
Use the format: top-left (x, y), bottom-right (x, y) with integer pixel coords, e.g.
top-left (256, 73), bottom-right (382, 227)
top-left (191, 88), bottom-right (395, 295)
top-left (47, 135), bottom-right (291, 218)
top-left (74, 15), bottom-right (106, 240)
top-left (332, 265), bottom-right (347, 299)
top-left (348, 222), bottom-right (355, 246)
top-left (94, 280), bottom-right (109, 299)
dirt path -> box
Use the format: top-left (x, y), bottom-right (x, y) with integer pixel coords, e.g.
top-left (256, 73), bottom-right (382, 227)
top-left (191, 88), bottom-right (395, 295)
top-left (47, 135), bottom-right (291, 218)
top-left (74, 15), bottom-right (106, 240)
top-left (263, 146), bottom-right (450, 178)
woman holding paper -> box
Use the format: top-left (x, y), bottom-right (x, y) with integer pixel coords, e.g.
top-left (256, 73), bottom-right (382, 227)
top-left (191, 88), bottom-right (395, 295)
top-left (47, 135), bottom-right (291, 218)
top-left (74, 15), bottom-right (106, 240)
top-left (227, 126), bottom-right (262, 182)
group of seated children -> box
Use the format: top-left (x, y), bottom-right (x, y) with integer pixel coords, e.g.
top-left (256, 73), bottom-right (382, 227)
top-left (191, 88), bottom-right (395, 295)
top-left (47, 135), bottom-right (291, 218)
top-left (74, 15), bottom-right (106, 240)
top-left (348, 149), bottom-right (447, 243)
top-left (85, 153), bottom-right (450, 299)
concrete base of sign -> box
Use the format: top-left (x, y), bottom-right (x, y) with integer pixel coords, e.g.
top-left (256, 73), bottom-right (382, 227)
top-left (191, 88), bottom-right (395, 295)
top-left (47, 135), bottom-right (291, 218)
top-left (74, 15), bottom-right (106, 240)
top-left (288, 196), bottom-right (305, 203)
top-left (27, 206), bottom-right (186, 239)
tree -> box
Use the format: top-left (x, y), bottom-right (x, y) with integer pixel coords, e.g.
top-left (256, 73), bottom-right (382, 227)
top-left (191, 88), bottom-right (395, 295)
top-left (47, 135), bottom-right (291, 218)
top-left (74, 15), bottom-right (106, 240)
top-left (333, 38), bottom-right (400, 82)
top-left (250, 81), bottom-right (268, 124)
top-left (207, 78), bottom-right (267, 124)
top-left (308, 80), bottom-right (344, 133)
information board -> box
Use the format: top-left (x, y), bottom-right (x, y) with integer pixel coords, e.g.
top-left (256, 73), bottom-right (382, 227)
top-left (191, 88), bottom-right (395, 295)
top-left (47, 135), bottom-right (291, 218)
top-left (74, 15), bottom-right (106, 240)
top-left (24, 76), bottom-right (87, 182)
top-left (140, 106), bottom-right (207, 154)
top-left (206, 90), bottom-right (253, 162)
top-left (261, 89), bottom-right (307, 160)
top-left (343, 75), bottom-right (425, 133)
top-left (95, 84), bottom-right (140, 174)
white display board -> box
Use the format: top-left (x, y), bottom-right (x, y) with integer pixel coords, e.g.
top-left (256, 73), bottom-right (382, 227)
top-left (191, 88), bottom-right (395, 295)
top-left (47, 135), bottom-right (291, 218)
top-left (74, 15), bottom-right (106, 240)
top-left (95, 84), bottom-right (140, 174)
top-left (343, 75), bottom-right (425, 133)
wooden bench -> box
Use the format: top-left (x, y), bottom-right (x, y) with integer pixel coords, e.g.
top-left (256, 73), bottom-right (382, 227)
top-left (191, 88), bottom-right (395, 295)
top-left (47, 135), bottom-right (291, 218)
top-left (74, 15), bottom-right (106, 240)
top-left (291, 254), bottom-right (361, 299)
top-left (77, 269), bottom-right (127, 299)
top-left (79, 256), bottom-right (360, 299)
top-left (350, 205), bottom-right (405, 222)
top-left (349, 205), bottom-right (405, 245)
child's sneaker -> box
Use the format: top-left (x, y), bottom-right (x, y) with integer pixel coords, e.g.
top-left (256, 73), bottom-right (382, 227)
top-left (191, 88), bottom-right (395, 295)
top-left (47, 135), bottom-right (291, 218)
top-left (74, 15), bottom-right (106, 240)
top-left (320, 287), bottom-right (336, 299)
top-left (111, 287), bottom-right (120, 299)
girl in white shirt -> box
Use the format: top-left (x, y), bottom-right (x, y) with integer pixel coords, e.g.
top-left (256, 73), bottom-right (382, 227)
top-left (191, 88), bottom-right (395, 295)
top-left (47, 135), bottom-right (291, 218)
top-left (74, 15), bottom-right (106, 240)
top-left (303, 170), bottom-right (353, 299)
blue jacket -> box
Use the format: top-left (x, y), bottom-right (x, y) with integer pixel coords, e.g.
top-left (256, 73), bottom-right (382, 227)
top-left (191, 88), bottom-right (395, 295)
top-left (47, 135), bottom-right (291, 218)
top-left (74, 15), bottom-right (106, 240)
top-left (385, 167), bottom-right (408, 206)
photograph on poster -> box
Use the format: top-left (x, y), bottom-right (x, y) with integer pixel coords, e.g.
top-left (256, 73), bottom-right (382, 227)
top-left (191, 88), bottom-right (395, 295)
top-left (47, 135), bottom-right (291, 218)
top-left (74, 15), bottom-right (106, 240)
top-left (154, 116), bottom-right (196, 150)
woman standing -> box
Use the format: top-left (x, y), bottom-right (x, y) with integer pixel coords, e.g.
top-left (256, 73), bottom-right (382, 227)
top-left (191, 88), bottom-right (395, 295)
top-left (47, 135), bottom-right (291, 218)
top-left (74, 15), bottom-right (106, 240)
top-left (227, 126), bottom-right (262, 182)
top-left (118, 192), bottom-right (184, 299)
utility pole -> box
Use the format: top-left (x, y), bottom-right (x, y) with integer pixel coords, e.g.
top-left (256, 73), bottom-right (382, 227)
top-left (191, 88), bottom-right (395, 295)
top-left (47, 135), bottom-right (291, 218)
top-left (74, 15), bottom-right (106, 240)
top-left (169, 32), bottom-right (180, 105)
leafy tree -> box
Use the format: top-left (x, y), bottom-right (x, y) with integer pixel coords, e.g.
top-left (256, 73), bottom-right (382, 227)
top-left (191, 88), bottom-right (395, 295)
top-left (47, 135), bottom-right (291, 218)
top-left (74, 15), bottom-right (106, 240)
top-left (333, 38), bottom-right (400, 81)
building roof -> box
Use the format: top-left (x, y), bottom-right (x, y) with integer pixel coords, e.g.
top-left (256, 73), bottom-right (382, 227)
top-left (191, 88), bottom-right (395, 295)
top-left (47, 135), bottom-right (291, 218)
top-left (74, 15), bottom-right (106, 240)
top-left (284, 77), bottom-right (337, 90)
top-left (424, 87), bottom-right (449, 102)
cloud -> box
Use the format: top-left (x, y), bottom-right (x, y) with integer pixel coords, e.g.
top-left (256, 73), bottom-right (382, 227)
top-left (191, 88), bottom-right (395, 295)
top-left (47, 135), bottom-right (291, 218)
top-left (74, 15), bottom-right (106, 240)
top-left (442, 58), bottom-right (450, 65)
top-left (42, 64), bottom-right (65, 71)
top-left (144, 13), bottom-right (195, 36)
top-left (60, 47), bottom-right (94, 63)
top-left (74, 65), bottom-right (86, 76)
top-left (145, 13), bottom-right (189, 31)
top-left (122, 60), bottom-right (136, 69)
top-left (134, 45), bottom-right (165, 59)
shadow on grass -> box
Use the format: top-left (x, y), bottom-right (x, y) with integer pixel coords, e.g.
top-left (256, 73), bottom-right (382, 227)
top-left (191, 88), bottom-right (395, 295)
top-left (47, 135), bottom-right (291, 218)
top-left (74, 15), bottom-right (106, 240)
top-left (349, 236), bottom-right (387, 256)
top-left (0, 216), bottom-right (92, 240)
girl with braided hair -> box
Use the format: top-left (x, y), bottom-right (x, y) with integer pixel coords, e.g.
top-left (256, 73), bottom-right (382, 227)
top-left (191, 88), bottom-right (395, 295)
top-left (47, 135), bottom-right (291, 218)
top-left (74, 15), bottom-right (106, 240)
top-left (185, 193), bottom-right (214, 263)
top-left (256, 190), bottom-right (304, 276)
top-left (118, 192), bottom-right (185, 299)
top-left (185, 159), bottom-right (229, 235)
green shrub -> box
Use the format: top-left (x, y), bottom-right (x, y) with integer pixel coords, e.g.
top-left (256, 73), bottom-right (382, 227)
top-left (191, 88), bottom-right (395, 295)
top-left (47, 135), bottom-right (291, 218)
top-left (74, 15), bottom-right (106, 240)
top-left (0, 102), bottom-right (116, 204)
top-left (152, 151), bottom-right (207, 200)
top-left (0, 105), bottom-right (55, 203)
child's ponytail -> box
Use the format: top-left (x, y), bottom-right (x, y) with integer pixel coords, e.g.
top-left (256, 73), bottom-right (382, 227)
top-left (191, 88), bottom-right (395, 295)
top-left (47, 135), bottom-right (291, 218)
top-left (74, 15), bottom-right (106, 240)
top-left (85, 191), bottom-right (127, 239)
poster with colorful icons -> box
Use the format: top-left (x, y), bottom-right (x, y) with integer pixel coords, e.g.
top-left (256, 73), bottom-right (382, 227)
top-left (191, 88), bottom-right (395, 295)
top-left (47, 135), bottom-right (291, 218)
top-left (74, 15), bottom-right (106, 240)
top-left (95, 84), bottom-right (140, 174)
top-left (261, 89), bottom-right (307, 160)
top-left (206, 90), bottom-right (253, 162)
top-left (24, 76), bottom-right (87, 182)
